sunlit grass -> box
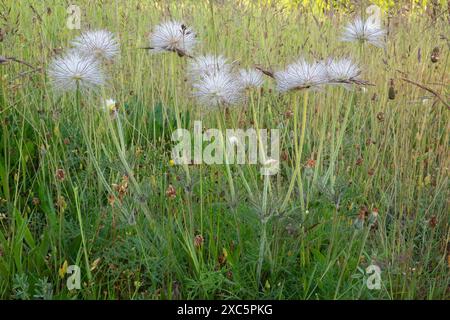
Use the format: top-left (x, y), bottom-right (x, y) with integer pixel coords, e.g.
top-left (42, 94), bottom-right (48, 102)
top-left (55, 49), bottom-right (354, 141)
top-left (0, 0), bottom-right (448, 299)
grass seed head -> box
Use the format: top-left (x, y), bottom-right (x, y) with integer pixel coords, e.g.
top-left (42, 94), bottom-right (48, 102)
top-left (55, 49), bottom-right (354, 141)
top-left (431, 47), bottom-right (440, 63)
top-left (388, 79), bottom-right (396, 100)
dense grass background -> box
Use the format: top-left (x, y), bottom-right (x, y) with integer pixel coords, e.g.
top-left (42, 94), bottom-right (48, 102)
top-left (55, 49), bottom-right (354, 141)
top-left (0, 0), bottom-right (448, 299)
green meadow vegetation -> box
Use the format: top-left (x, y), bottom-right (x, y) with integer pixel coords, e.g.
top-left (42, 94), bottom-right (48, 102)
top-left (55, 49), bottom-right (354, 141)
top-left (0, 0), bottom-right (448, 299)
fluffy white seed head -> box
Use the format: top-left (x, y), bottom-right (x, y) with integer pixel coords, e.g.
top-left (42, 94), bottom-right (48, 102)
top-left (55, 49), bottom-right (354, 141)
top-left (149, 21), bottom-right (197, 55)
top-left (192, 70), bottom-right (243, 108)
top-left (238, 68), bottom-right (264, 88)
top-left (48, 51), bottom-right (105, 93)
top-left (71, 29), bottom-right (120, 61)
top-left (274, 58), bottom-right (329, 92)
top-left (188, 54), bottom-right (231, 79)
top-left (326, 58), bottom-right (361, 81)
top-left (341, 17), bottom-right (386, 48)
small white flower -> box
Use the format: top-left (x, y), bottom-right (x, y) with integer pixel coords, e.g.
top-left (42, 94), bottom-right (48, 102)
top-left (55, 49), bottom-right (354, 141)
top-left (71, 29), bottom-right (120, 60)
top-left (238, 68), bottom-right (264, 88)
top-left (188, 54), bottom-right (231, 78)
top-left (48, 51), bottom-right (105, 93)
top-left (192, 70), bottom-right (243, 108)
top-left (341, 17), bottom-right (385, 48)
top-left (274, 58), bottom-right (328, 92)
top-left (102, 98), bottom-right (118, 118)
top-left (149, 21), bottom-right (196, 55)
top-left (103, 98), bottom-right (116, 110)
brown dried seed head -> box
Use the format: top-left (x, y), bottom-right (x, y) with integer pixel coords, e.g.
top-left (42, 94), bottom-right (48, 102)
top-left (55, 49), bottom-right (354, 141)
top-left (166, 184), bottom-right (176, 199)
top-left (372, 207), bottom-right (379, 217)
top-left (32, 197), bottom-right (40, 206)
top-left (305, 158), bottom-right (316, 168)
top-left (281, 150), bottom-right (289, 162)
top-left (358, 206), bottom-right (368, 219)
top-left (428, 216), bottom-right (437, 228)
top-left (55, 168), bottom-right (65, 181)
top-left (388, 87), bottom-right (396, 100)
top-left (194, 235), bottom-right (204, 248)
top-left (388, 79), bottom-right (396, 100)
top-left (108, 194), bottom-right (115, 207)
top-left (431, 47), bottom-right (440, 63)
top-left (377, 112), bottom-right (385, 122)
top-left (218, 253), bottom-right (226, 266)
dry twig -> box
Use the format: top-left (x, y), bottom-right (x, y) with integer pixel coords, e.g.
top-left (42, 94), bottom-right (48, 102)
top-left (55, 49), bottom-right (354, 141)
top-left (400, 77), bottom-right (450, 110)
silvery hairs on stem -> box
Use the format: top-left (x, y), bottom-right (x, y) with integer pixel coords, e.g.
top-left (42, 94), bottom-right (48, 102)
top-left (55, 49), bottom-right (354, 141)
top-left (188, 54), bottom-right (231, 79)
top-left (192, 64), bottom-right (244, 109)
top-left (188, 55), bottom-right (231, 108)
top-left (274, 58), bottom-right (329, 92)
top-left (258, 57), bottom-right (371, 92)
top-left (238, 68), bottom-right (264, 89)
top-left (341, 17), bottom-right (386, 48)
top-left (48, 50), bottom-right (105, 94)
top-left (144, 21), bottom-right (197, 58)
top-left (71, 29), bottom-right (120, 61)
top-left (324, 58), bottom-right (371, 89)
top-left (190, 56), bottom-right (264, 108)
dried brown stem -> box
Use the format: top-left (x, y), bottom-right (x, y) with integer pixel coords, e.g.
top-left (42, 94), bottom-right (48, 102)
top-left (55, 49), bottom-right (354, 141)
top-left (9, 67), bottom-right (43, 81)
top-left (0, 56), bottom-right (34, 68)
top-left (139, 47), bottom-right (194, 59)
top-left (400, 77), bottom-right (450, 110)
top-left (254, 65), bottom-right (275, 79)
